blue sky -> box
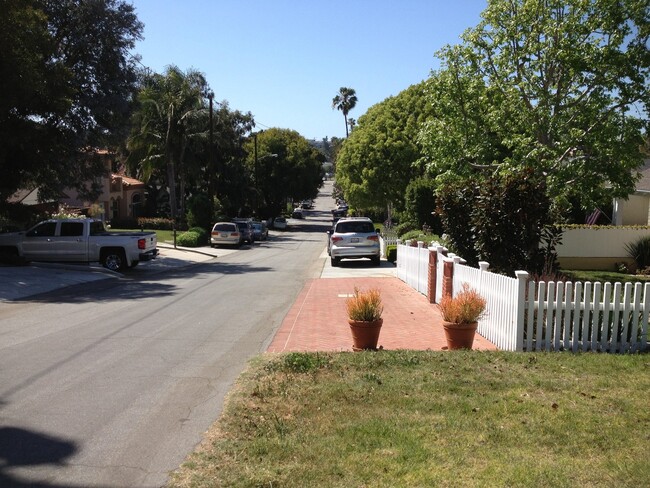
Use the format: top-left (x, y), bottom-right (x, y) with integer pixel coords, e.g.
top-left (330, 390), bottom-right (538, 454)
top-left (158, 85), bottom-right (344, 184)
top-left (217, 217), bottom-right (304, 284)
top-left (131, 0), bottom-right (487, 140)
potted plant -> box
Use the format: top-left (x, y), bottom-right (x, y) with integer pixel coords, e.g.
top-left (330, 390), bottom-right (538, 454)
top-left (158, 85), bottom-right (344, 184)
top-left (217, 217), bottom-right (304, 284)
top-left (438, 283), bottom-right (487, 350)
top-left (346, 287), bottom-right (384, 351)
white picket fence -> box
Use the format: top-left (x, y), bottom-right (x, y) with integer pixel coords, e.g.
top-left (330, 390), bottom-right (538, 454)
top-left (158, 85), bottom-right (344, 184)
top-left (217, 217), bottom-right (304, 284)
top-left (452, 261), bottom-right (524, 351)
top-left (396, 241), bottom-right (429, 295)
top-left (396, 243), bottom-right (649, 353)
top-left (521, 280), bottom-right (649, 353)
top-left (379, 227), bottom-right (399, 259)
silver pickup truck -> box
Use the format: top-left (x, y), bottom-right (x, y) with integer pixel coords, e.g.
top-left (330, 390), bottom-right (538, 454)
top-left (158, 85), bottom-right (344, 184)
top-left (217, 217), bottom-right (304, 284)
top-left (0, 218), bottom-right (158, 271)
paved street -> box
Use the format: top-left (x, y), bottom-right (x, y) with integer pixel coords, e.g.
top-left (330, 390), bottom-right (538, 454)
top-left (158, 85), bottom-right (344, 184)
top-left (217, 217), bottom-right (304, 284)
top-left (0, 185), bottom-right (336, 487)
top-left (0, 181), bottom-right (493, 488)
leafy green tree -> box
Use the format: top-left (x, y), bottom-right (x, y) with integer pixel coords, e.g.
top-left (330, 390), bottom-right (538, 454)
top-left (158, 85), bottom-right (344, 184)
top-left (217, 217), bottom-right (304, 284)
top-left (436, 168), bottom-right (554, 275)
top-left (404, 177), bottom-right (442, 235)
top-left (335, 82), bottom-right (432, 212)
top-left (421, 0), bottom-right (649, 217)
top-left (245, 129), bottom-right (324, 218)
top-left (332, 87), bottom-right (358, 137)
top-left (435, 173), bottom-right (479, 263)
top-left (210, 102), bottom-right (255, 215)
top-left (0, 0), bottom-right (143, 206)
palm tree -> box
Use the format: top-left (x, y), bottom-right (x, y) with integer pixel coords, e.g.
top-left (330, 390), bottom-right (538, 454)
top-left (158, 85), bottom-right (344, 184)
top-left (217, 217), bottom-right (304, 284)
top-left (127, 66), bottom-right (208, 222)
top-left (332, 87), bottom-right (358, 137)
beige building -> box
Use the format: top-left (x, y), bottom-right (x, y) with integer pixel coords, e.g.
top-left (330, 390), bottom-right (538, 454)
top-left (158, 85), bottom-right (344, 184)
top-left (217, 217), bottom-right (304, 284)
top-left (612, 159), bottom-right (650, 226)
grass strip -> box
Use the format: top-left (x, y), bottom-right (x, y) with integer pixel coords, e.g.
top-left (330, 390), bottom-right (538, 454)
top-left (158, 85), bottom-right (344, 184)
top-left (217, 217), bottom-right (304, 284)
top-left (169, 350), bottom-right (649, 487)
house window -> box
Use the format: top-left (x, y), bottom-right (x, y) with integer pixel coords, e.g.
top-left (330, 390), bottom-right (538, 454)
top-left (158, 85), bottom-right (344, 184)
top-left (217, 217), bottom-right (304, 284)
top-left (111, 198), bottom-right (120, 220)
top-left (132, 193), bottom-right (142, 218)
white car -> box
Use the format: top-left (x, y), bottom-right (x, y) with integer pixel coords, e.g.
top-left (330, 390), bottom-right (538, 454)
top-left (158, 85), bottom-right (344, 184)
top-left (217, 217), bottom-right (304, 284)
top-left (273, 217), bottom-right (287, 230)
top-left (210, 222), bottom-right (243, 247)
top-left (328, 217), bottom-right (380, 266)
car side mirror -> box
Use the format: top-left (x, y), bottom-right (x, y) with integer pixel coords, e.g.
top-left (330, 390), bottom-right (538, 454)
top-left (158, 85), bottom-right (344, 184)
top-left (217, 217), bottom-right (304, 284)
top-left (376, 228), bottom-right (381, 234)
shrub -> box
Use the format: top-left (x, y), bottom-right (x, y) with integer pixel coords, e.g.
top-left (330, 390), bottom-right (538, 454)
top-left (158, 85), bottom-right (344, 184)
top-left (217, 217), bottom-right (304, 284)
top-left (404, 176), bottom-right (443, 235)
top-left (399, 229), bottom-right (441, 245)
top-left (176, 231), bottom-right (201, 247)
top-left (625, 235), bottom-right (650, 270)
top-left (188, 226), bottom-right (208, 245)
top-left (438, 283), bottom-right (487, 324)
top-left (395, 221), bottom-right (417, 237)
top-left (386, 246), bottom-right (397, 263)
top-left (137, 217), bottom-right (175, 230)
top-left (346, 288), bottom-right (383, 322)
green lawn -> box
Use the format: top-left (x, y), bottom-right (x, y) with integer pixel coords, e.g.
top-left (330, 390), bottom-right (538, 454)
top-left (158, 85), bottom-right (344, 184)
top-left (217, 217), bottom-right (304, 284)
top-left (168, 350), bottom-right (649, 487)
top-left (562, 269), bottom-right (650, 285)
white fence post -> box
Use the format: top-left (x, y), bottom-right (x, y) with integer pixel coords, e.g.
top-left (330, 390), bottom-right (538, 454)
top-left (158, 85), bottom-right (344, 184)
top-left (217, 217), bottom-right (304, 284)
top-left (515, 271), bottom-right (529, 352)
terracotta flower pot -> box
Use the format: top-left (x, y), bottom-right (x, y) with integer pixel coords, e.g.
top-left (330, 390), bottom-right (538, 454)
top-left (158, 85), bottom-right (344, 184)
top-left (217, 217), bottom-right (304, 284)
top-left (442, 321), bottom-right (478, 350)
top-left (348, 318), bottom-right (383, 351)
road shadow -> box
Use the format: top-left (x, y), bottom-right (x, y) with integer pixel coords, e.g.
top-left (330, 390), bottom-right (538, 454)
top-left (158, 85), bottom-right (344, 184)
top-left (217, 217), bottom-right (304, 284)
top-left (13, 260), bottom-right (274, 304)
top-left (0, 426), bottom-right (86, 488)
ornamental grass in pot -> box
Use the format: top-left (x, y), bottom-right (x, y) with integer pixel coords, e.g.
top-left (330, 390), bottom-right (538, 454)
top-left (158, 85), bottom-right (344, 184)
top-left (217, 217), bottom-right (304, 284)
top-left (438, 283), bottom-right (487, 350)
top-left (346, 287), bottom-right (383, 351)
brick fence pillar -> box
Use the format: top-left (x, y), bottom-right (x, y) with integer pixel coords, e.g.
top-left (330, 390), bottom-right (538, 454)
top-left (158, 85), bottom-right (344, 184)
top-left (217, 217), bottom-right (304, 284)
top-left (442, 259), bottom-right (454, 298)
top-left (427, 248), bottom-right (437, 303)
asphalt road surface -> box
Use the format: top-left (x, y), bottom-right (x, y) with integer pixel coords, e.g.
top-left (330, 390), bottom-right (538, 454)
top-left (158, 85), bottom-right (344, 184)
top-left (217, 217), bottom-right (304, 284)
top-left (0, 183), bottom-right (336, 487)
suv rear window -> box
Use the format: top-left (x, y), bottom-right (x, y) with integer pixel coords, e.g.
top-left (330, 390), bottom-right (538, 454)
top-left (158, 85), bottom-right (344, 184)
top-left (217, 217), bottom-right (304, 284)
top-left (335, 221), bottom-right (375, 233)
top-left (214, 223), bottom-right (236, 231)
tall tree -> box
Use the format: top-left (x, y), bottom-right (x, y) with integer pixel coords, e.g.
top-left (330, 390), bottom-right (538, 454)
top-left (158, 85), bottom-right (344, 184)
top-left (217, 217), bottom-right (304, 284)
top-left (332, 87), bottom-right (358, 137)
top-left (0, 0), bottom-right (143, 206)
top-left (244, 129), bottom-right (324, 218)
top-left (335, 82), bottom-right (432, 211)
top-left (420, 0), bottom-right (649, 216)
top-left (126, 66), bottom-right (208, 221)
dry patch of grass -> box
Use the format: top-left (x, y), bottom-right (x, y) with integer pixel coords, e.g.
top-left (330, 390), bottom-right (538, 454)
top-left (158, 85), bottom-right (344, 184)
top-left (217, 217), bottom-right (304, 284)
top-left (169, 351), bottom-right (650, 487)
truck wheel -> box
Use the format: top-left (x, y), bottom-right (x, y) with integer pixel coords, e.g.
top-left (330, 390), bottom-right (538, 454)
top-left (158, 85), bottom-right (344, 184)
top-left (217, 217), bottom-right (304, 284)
top-left (102, 249), bottom-right (126, 272)
top-left (0, 246), bottom-right (23, 265)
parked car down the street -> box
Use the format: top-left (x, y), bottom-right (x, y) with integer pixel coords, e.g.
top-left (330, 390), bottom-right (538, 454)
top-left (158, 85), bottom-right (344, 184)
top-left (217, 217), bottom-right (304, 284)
top-left (251, 221), bottom-right (268, 241)
top-left (210, 222), bottom-right (243, 247)
top-left (273, 217), bottom-right (287, 230)
top-left (232, 219), bottom-right (255, 244)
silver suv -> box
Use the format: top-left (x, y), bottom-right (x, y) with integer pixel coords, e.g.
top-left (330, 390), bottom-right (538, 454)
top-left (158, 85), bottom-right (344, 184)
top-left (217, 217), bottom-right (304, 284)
top-left (328, 217), bottom-right (380, 266)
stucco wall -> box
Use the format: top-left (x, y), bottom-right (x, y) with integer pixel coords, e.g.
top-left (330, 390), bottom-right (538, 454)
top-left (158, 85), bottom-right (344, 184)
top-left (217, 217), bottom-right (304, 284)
top-left (557, 227), bottom-right (650, 270)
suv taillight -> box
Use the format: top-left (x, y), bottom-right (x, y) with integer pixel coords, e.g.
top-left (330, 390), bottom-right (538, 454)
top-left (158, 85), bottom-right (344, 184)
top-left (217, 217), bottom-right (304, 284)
top-left (331, 236), bottom-right (343, 244)
top-left (368, 235), bottom-right (379, 242)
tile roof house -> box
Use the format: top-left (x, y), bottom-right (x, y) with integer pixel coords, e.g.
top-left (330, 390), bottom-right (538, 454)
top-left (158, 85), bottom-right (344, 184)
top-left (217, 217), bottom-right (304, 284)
top-left (7, 150), bottom-right (147, 223)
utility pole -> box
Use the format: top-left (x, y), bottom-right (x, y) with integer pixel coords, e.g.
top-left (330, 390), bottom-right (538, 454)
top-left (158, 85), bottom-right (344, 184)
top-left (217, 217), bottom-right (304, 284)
top-left (208, 91), bottom-right (215, 199)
